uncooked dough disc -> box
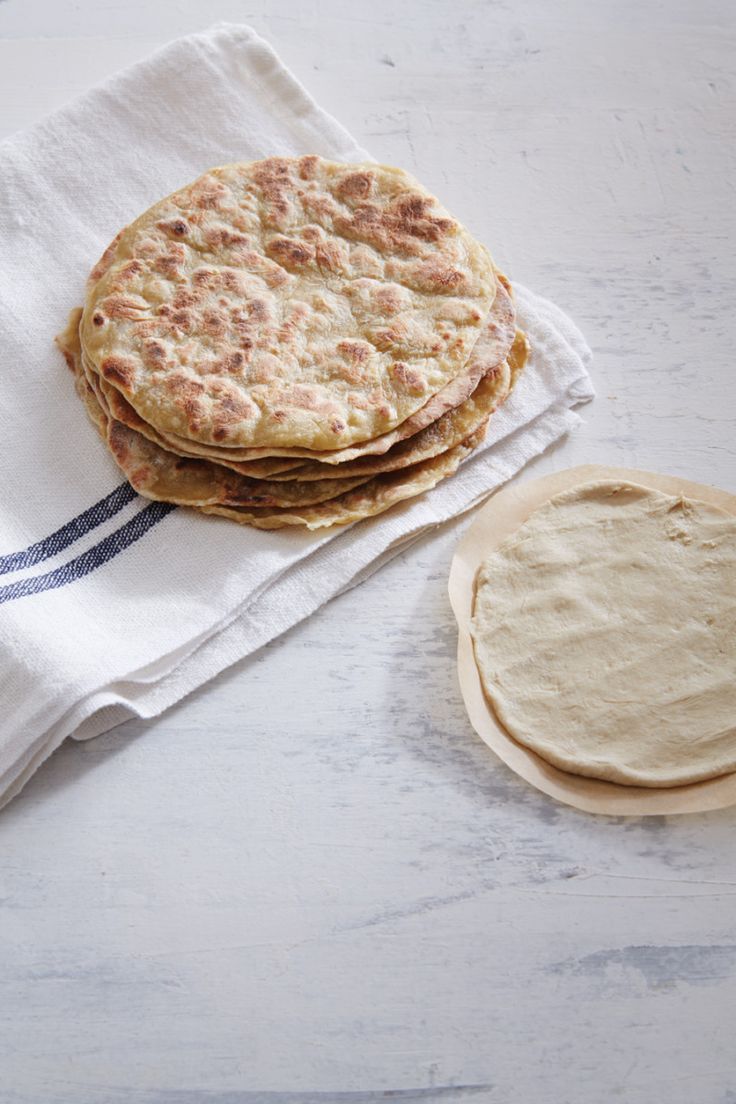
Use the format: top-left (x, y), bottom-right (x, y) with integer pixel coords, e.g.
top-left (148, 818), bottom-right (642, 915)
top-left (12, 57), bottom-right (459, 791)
top-left (471, 480), bottom-right (736, 787)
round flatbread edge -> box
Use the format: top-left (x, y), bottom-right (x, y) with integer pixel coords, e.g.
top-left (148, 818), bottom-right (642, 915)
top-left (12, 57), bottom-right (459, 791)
top-left (448, 465), bottom-right (736, 816)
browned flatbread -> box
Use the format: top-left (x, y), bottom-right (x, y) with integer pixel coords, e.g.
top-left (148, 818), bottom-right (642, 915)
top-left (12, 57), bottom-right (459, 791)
top-left (268, 365), bottom-right (508, 481)
top-left (147, 278), bottom-right (515, 464)
top-left (60, 158), bottom-right (527, 531)
top-left (59, 312), bottom-right (491, 529)
top-left (58, 319), bottom-right (374, 509)
top-left (81, 157), bottom-right (497, 452)
top-left (200, 425), bottom-right (488, 531)
top-left (81, 347), bottom-right (303, 480)
top-left (82, 276), bottom-right (515, 472)
top-left (269, 328), bottom-right (528, 481)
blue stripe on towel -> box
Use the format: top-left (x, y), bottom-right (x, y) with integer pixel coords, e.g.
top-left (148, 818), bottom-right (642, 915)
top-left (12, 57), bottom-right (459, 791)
top-left (0, 483), bottom-right (138, 576)
top-left (0, 500), bottom-right (175, 605)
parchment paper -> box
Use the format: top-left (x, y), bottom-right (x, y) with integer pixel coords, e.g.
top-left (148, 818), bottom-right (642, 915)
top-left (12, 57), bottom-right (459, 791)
top-left (449, 465), bottom-right (736, 816)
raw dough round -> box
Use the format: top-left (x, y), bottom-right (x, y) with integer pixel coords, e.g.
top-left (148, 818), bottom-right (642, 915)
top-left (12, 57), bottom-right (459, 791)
top-left (471, 480), bottom-right (736, 787)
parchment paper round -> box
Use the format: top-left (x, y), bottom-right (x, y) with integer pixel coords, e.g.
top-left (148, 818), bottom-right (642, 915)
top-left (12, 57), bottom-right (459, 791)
top-left (449, 465), bottom-right (736, 816)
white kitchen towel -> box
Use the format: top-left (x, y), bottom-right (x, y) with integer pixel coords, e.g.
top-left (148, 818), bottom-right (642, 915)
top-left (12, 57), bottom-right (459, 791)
top-left (0, 23), bottom-right (593, 807)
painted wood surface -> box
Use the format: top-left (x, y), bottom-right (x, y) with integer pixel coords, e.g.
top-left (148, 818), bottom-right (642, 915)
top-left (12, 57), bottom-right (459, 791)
top-left (0, 1), bottom-right (734, 1101)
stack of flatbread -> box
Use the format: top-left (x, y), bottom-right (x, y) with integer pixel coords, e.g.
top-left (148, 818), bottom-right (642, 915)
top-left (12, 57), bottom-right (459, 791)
top-left (57, 157), bottom-right (527, 530)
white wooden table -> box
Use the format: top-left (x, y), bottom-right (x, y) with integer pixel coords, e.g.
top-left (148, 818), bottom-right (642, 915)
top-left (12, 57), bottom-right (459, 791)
top-left (1, 2), bottom-right (735, 1101)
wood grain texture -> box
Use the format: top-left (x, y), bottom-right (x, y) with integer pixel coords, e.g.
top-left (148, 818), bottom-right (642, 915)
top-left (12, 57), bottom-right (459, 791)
top-left (0, 1), bottom-right (735, 1102)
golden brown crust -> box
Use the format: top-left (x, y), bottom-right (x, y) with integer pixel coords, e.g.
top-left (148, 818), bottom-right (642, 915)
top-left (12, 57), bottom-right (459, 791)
top-left (81, 157), bottom-right (496, 451)
top-left (266, 358), bottom-right (516, 482)
top-left (58, 307), bottom-right (504, 527)
top-left (60, 160), bottom-right (527, 532)
top-left (199, 426), bottom-right (488, 531)
top-left (138, 277), bottom-right (516, 466)
top-left (58, 315), bottom-right (371, 509)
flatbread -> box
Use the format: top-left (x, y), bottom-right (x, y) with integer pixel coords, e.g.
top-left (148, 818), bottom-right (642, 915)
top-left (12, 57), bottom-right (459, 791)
top-left (57, 320), bottom-right (373, 509)
top-left (105, 421), bottom-right (371, 508)
top-left (81, 156), bottom-right (496, 451)
top-left (265, 364), bottom-right (510, 481)
top-left (83, 350), bottom-right (304, 480)
top-left (58, 312), bottom-right (109, 435)
top-left (63, 309), bottom-right (301, 479)
top-left (63, 306), bottom-right (486, 528)
top-left (201, 425), bottom-right (487, 531)
top-left (471, 480), bottom-right (736, 788)
top-left (266, 329), bottom-right (527, 482)
top-left (506, 327), bottom-right (529, 391)
top-left (110, 276), bottom-right (517, 465)
top-left (60, 319), bottom-right (490, 518)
